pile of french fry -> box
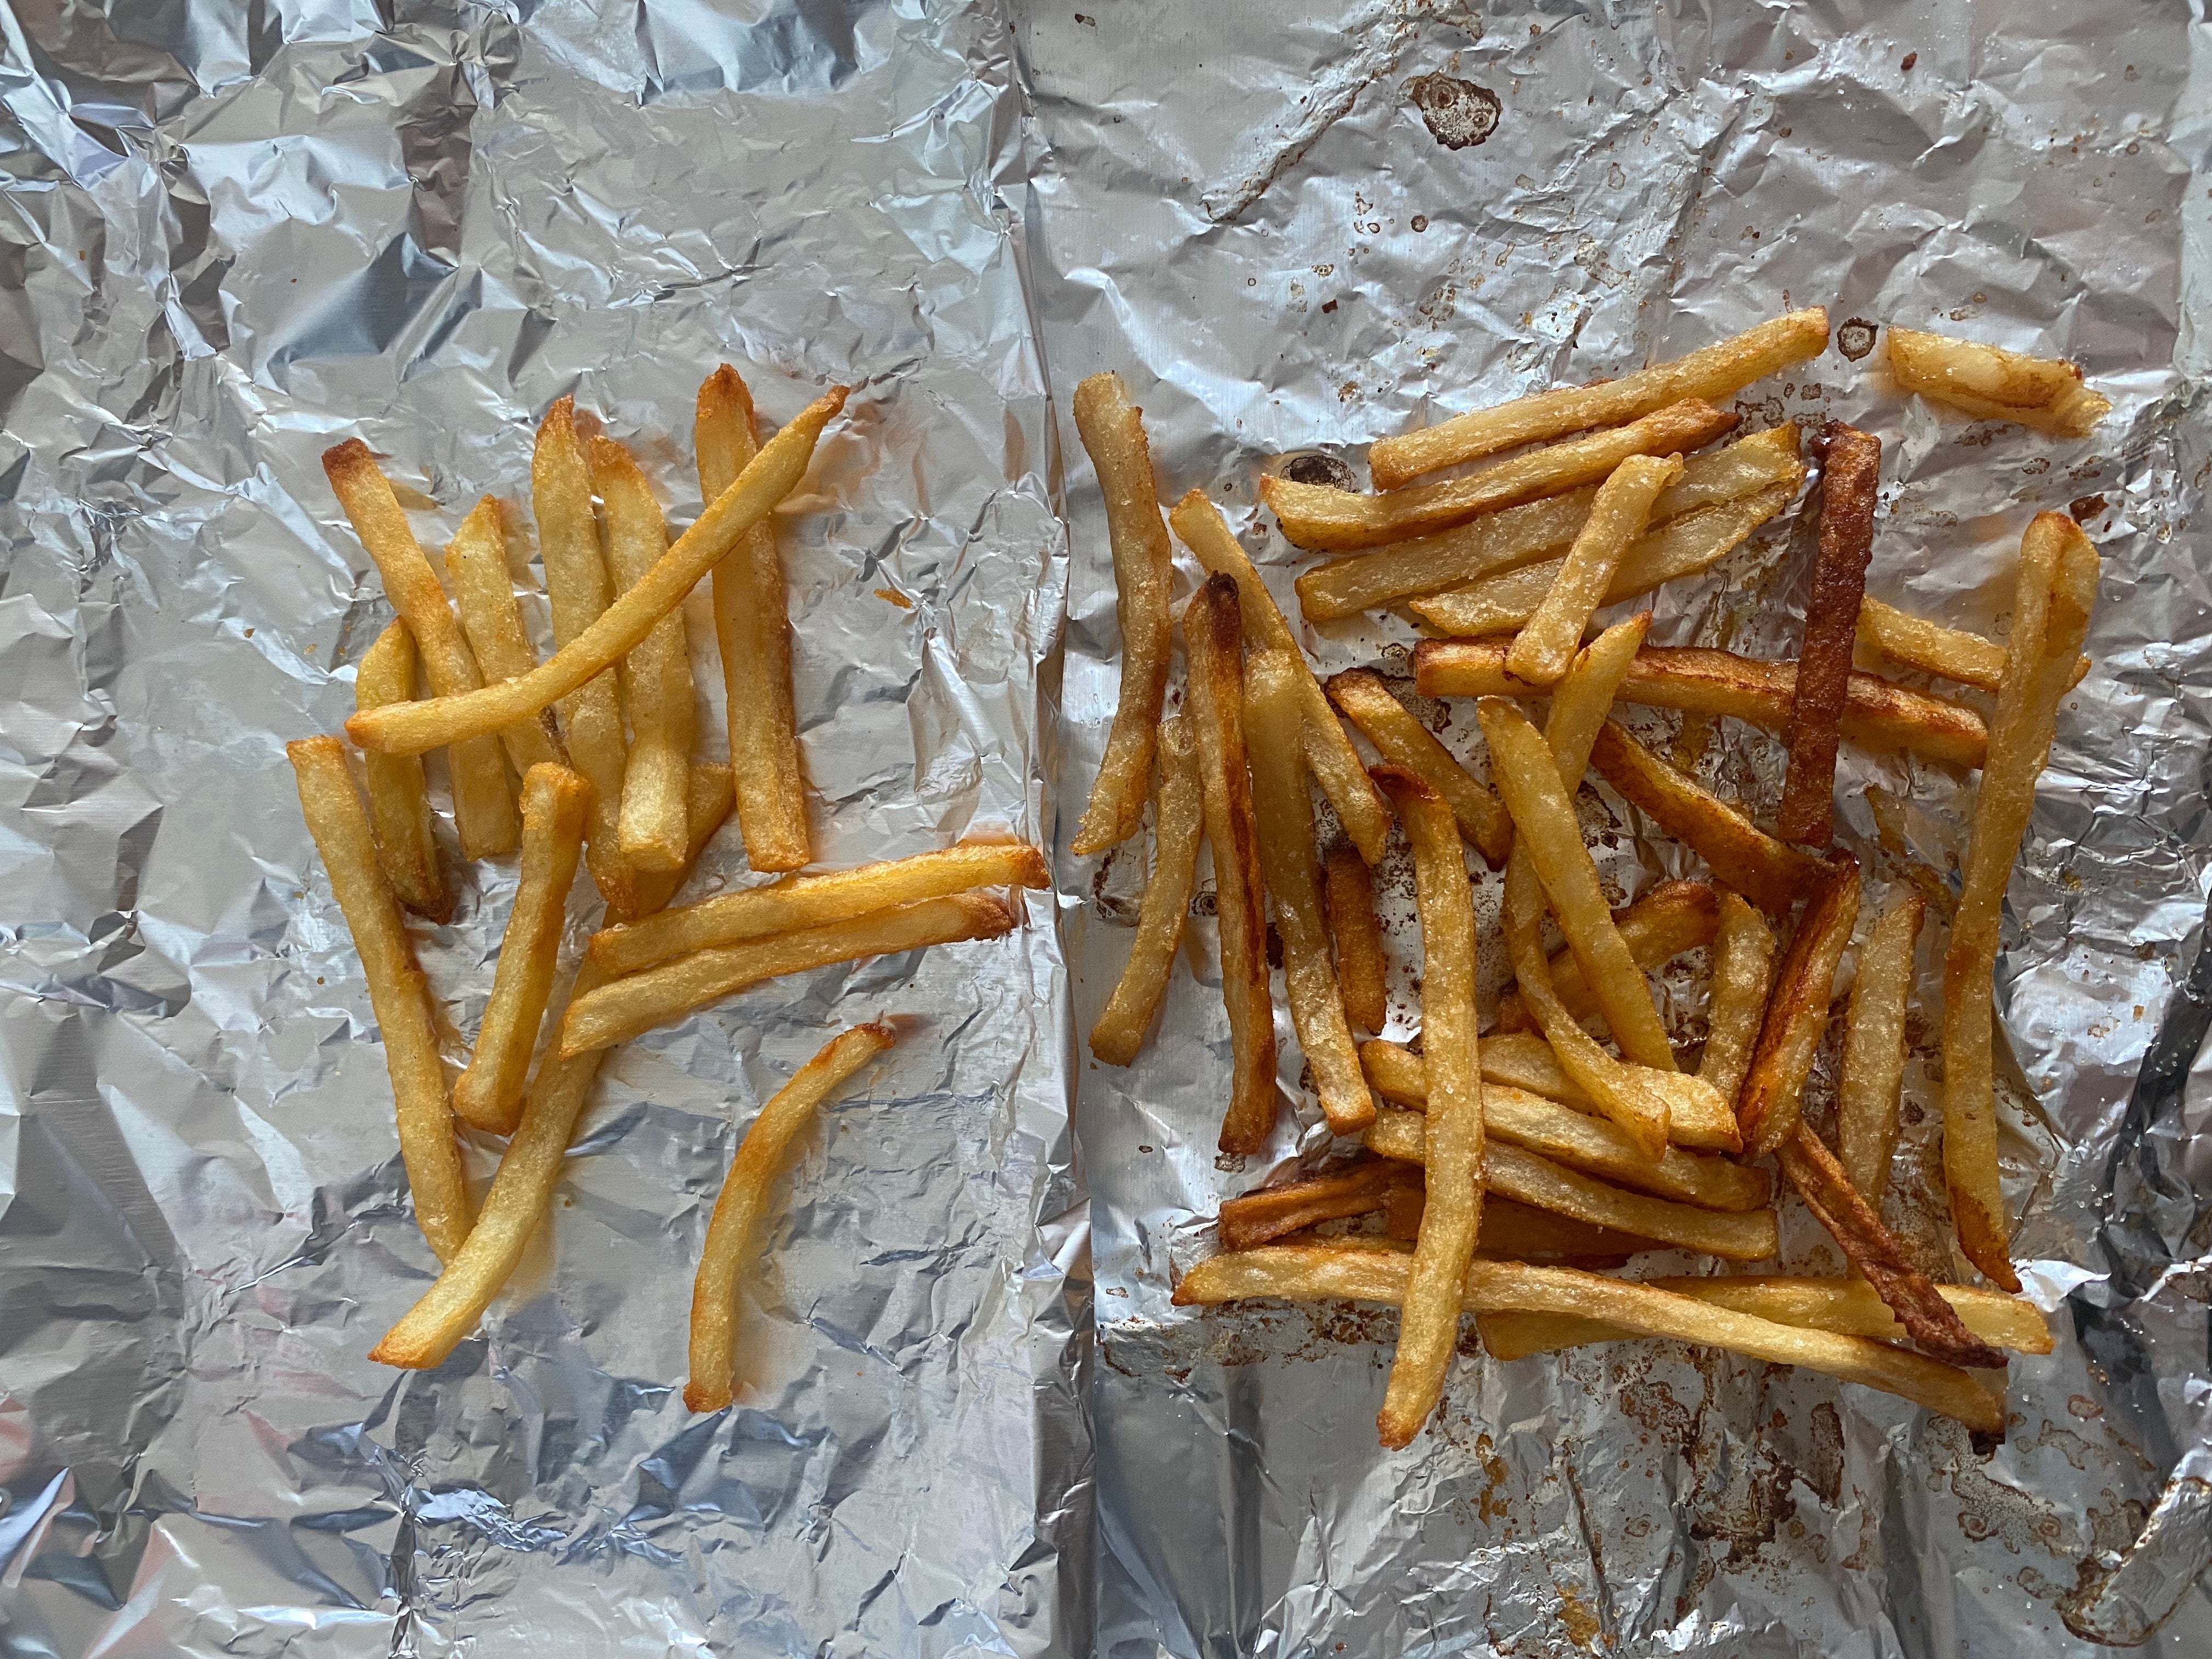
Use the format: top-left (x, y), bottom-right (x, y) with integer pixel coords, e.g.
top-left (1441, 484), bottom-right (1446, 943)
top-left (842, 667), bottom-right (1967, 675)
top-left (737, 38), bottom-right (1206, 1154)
top-left (290, 369), bottom-right (1045, 1410)
top-left (1080, 315), bottom-right (2106, 1445)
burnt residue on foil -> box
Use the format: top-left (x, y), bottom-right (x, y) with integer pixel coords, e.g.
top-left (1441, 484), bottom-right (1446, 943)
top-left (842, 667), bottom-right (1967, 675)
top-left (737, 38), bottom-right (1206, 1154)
top-left (1403, 72), bottom-right (1502, 150)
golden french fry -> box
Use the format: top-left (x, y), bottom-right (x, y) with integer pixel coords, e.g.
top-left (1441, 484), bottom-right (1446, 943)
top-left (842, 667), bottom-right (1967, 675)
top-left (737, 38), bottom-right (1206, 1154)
top-left (1169, 490), bottom-right (1393, 863)
top-left (1887, 326), bottom-right (2111, 438)
top-left (1091, 720), bottom-right (1203, 1064)
top-left (1218, 1159), bottom-right (1415, 1251)
top-left (322, 442), bottom-right (518, 858)
top-left (1369, 767), bottom-right (1483, 1447)
top-left (1736, 855), bottom-right (1860, 1156)
top-left (1369, 311), bottom-right (1829, 488)
top-left (1070, 373), bottom-right (1176, 855)
top-left (1360, 1037), bottom-right (1741, 1153)
top-left (1508, 453), bottom-right (1684, 685)
top-left (1856, 595), bottom-right (2090, 695)
top-left (1944, 514), bottom-right (2100, 1291)
top-left (634, 763), bottom-right (736, 917)
top-left (1325, 668), bottom-right (1510, 864)
top-left (1496, 878), bottom-right (1716, 1034)
top-left (1698, 890), bottom-right (1776, 1109)
top-left (1780, 426), bottom-right (1881, 846)
top-left (684, 1023), bottom-right (895, 1410)
top-left (450, 765), bottom-right (593, 1134)
top-left (442, 498), bottom-right (567, 779)
top-left (1323, 840), bottom-right (1388, 1032)
top-left (1836, 893), bottom-right (1927, 1208)
top-left (354, 621), bottom-right (453, 922)
top-left (287, 737), bottom-right (469, 1262)
top-left (1462, 1142), bottom-right (1773, 1259)
top-left (1249, 651), bottom-right (1375, 1135)
top-left (1475, 1197), bottom-right (1654, 1260)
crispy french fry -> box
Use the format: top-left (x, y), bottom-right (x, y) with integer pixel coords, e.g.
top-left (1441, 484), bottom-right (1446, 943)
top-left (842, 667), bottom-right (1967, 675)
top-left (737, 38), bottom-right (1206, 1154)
top-left (1249, 651), bottom-right (1374, 1134)
top-left (1699, 890), bottom-right (1776, 1109)
top-left (560, 893), bottom-right (1014, 1057)
top-left (698, 366), bottom-right (810, 872)
top-left (633, 763), bottom-right (734, 916)
top-left (288, 737), bottom-right (468, 1262)
top-left (322, 442), bottom-right (518, 859)
top-left (1369, 767), bottom-right (1483, 1446)
top-left (684, 1023), bottom-right (895, 1410)
top-left (1360, 1037), bottom-right (1742, 1152)
top-left (1170, 491), bottom-right (1393, 864)
top-left (1370, 311), bottom-right (1829, 488)
top-left (1265, 400), bottom-right (1740, 554)
top-left (1495, 878), bottom-right (1718, 1034)
top-left (1855, 596), bottom-right (2091, 698)
top-left (1475, 1143), bottom-right (1775, 1260)
top-left (1070, 373), bottom-right (1176, 855)
top-left (1323, 840), bottom-right (1389, 1032)
top-left (347, 388), bottom-right (848, 765)
top-left (442, 498), bottom-right (567, 779)
top-left (1172, 1246), bottom-right (1999, 1430)
top-left (1414, 640), bottom-right (1990, 770)
top-left (1325, 668), bottom-right (1510, 863)
top-left (1836, 893), bottom-right (1927, 1209)
top-left (1091, 717), bottom-right (1203, 1064)
top-left (450, 765), bottom-right (593, 1134)
top-left (1588, 719), bottom-right (1826, 915)
top-left (1780, 426), bottom-right (1881, 845)
top-left (1508, 453), bottom-right (1685, 685)
top-left (1735, 855), bottom-right (1860, 1156)
top-left (590, 438), bottom-right (694, 873)
top-left (1219, 1159), bottom-right (1417, 1251)
top-left (1944, 514), bottom-right (2099, 1290)
top-left (1887, 326), bottom-right (2111, 438)
top-left (1186, 575), bottom-right (1277, 1153)
top-left (354, 622), bottom-right (453, 922)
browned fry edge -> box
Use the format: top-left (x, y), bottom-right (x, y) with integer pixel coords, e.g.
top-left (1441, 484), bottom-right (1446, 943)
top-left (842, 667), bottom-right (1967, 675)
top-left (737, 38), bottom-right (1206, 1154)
top-left (1218, 1159), bottom-right (1415, 1252)
top-left (1736, 851), bottom-right (1859, 1155)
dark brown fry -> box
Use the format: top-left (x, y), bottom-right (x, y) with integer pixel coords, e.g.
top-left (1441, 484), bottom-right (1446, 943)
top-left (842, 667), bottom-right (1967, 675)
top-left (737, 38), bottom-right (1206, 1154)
top-left (1218, 1160), bottom-right (1416, 1251)
top-left (1736, 853), bottom-right (1860, 1157)
top-left (1779, 427), bottom-right (1881, 844)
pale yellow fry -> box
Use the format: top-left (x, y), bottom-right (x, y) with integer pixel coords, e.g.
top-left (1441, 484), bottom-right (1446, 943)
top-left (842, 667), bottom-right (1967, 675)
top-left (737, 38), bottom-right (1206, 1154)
top-left (1359, 1037), bottom-right (1742, 1152)
top-left (1369, 310), bottom-right (1829, 488)
top-left (354, 622), bottom-right (452, 922)
top-left (1091, 717), bottom-right (1202, 1065)
top-left (1887, 326), bottom-right (2111, 438)
top-left (1944, 514), bottom-right (2098, 1291)
top-left (685, 1023), bottom-right (896, 1411)
top-left (1324, 668), bottom-right (1510, 863)
top-left (698, 366), bottom-right (809, 872)
top-left (442, 497), bottom-right (567, 778)
top-left (1482, 1143), bottom-right (1776, 1259)
top-left (1171, 1246), bottom-right (1999, 1431)
top-left (1508, 454), bottom-right (1684, 685)
top-left (1699, 891), bottom-right (1777, 1109)
top-left (1170, 490), bottom-right (1392, 864)
top-left (1856, 595), bottom-right (2089, 695)
top-left (322, 442), bottom-right (517, 859)
top-left (450, 764), bottom-right (592, 1135)
top-left (1370, 769), bottom-right (1482, 1447)
top-left (1495, 878), bottom-right (1718, 1034)
top-left (1248, 651), bottom-right (1374, 1135)
top-left (287, 737), bottom-right (468, 1262)
top-left (591, 437), bottom-right (693, 873)
top-left (1070, 373), bottom-right (1176, 855)
top-left (1837, 893), bottom-right (1927, 1208)
top-left (1323, 840), bottom-right (1388, 1033)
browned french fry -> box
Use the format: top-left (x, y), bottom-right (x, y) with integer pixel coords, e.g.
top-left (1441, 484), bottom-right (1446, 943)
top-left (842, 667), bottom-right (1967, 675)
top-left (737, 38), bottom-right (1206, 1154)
top-left (1323, 840), bottom-right (1389, 1032)
top-left (1464, 1143), bottom-right (1774, 1260)
top-left (1325, 668), bottom-right (1510, 863)
top-left (1218, 1159), bottom-right (1416, 1251)
top-left (354, 621), bottom-right (453, 922)
top-left (1944, 514), bottom-right (2100, 1291)
top-left (1091, 717), bottom-right (1203, 1065)
top-left (1476, 1197), bottom-right (1655, 1260)
top-left (1699, 890), bottom-right (1776, 1109)
top-left (1736, 854), bottom-right (1860, 1157)
top-left (1359, 1037), bottom-right (1742, 1153)
top-left (1779, 426), bottom-right (1881, 846)
top-left (1836, 893), bottom-right (1927, 1208)
top-left (1494, 878), bottom-right (1718, 1035)
top-left (442, 499), bottom-right (569, 779)
top-left (1886, 326), bottom-right (2111, 438)
top-left (1507, 453), bottom-right (1685, 685)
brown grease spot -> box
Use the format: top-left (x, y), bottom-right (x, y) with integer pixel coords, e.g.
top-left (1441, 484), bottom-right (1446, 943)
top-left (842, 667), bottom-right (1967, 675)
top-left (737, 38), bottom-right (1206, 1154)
top-left (1836, 318), bottom-right (1879, 362)
top-left (1403, 74), bottom-right (1501, 150)
top-left (1900, 51), bottom-right (1917, 71)
top-left (2069, 493), bottom-right (2108, 523)
top-left (1281, 453), bottom-right (1355, 490)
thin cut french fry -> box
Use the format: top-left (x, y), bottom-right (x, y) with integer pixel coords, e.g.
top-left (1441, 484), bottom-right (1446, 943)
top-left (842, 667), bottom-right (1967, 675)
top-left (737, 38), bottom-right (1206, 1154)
top-left (450, 764), bottom-right (593, 1135)
top-left (1887, 326), bottom-right (2111, 438)
top-left (287, 737), bottom-right (469, 1262)
top-left (1091, 716), bottom-right (1203, 1064)
top-left (1699, 890), bottom-right (1776, 1110)
top-left (1508, 453), bottom-right (1684, 685)
top-left (1494, 878), bottom-right (1718, 1034)
top-left (684, 1023), bottom-right (896, 1411)
top-left (1219, 1159), bottom-right (1415, 1251)
top-left (1325, 668), bottom-right (1510, 863)
top-left (1780, 426), bottom-right (1881, 846)
top-left (1736, 854), bottom-right (1860, 1157)
top-left (1944, 514), bottom-right (2100, 1291)
top-left (1836, 892), bottom-right (1927, 1209)
top-left (1323, 840), bottom-right (1389, 1033)
top-left (354, 622), bottom-right (452, 922)
top-left (1855, 595), bottom-right (2091, 697)
top-left (1070, 373), bottom-right (1176, 855)
top-left (442, 497), bottom-right (567, 779)
top-left (591, 437), bottom-right (695, 873)
top-left (1359, 1038), bottom-right (1742, 1153)
top-left (1369, 310), bottom-right (1829, 488)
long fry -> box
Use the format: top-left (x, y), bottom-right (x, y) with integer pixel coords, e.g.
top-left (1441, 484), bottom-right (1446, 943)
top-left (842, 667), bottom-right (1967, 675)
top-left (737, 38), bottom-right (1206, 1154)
top-left (287, 737), bottom-right (469, 1262)
top-left (1474, 1143), bottom-right (1776, 1260)
top-left (1886, 326), bottom-right (2111, 437)
top-left (354, 622), bottom-right (452, 922)
top-left (1836, 893), bottom-right (1926, 1208)
top-left (1508, 453), bottom-right (1684, 685)
top-left (1735, 854), bottom-right (1859, 1157)
top-left (1325, 669), bottom-right (1510, 863)
top-left (442, 497), bottom-right (568, 779)
top-left (1360, 1037), bottom-right (1743, 1152)
top-left (1323, 840), bottom-right (1389, 1032)
top-left (1698, 890), bottom-right (1776, 1109)
top-left (591, 438), bottom-right (695, 873)
top-left (1091, 717), bottom-right (1203, 1064)
top-left (1779, 426), bottom-right (1881, 845)
top-left (1856, 596), bottom-right (2094, 696)
top-left (1944, 514), bottom-right (2099, 1290)
top-left (1495, 878), bottom-right (1717, 1034)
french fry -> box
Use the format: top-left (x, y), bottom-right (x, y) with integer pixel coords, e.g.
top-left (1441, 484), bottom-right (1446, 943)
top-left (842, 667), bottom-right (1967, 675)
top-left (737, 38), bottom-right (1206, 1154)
top-left (442, 499), bottom-right (569, 779)
top-left (1856, 596), bottom-right (2091, 697)
top-left (1698, 890), bottom-right (1776, 1109)
top-left (1324, 668), bottom-right (1510, 863)
top-left (353, 622), bottom-right (453, 922)
top-left (1414, 640), bottom-right (1990, 770)
top-left (1263, 399), bottom-right (1739, 552)
top-left (1369, 767), bottom-right (1483, 1447)
top-left (1836, 893), bottom-right (1927, 1208)
top-left (697, 366), bottom-right (810, 872)
top-left (633, 763), bottom-right (735, 916)
top-left (1588, 719), bottom-right (1827, 915)
top-left (1219, 1159), bottom-right (1417, 1251)
top-left (1476, 1198), bottom-right (1655, 1260)
top-left (1886, 326), bottom-right (2111, 438)
top-left (1735, 854), bottom-right (1860, 1157)
top-left (346, 387), bottom-right (848, 762)
top-left (287, 737), bottom-right (469, 1262)
top-left (1323, 840), bottom-right (1389, 1032)
top-left (321, 441), bottom-right (518, 859)
top-left (1466, 1143), bottom-right (1775, 1260)
top-left (1359, 1038), bottom-right (1743, 1153)
top-left (1185, 575), bottom-right (1278, 1154)
top-left (591, 438), bottom-right (695, 873)
top-left (1495, 878), bottom-right (1717, 1034)
top-left (1508, 453), bottom-right (1684, 685)
top-left (1091, 717), bottom-right (1203, 1064)
top-left (560, 892), bottom-right (1015, 1056)
top-left (1780, 426), bottom-right (1881, 845)
top-left (1171, 1246), bottom-right (1999, 1431)
top-left (1170, 491), bottom-right (1393, 863)
top-left (1249, 651), bottom-right (1375, 1134)
top-left (1944, 514), bottom-right (2100, 1290)
top-left (1369, 310), bottom-right (1829, 488)
top-left (450, 765), bottom-right (593, 1135)
top-left (685, 1023), bottom-right (895, 1411)
top-left (1070, 373), bottom-right (1176, 855)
